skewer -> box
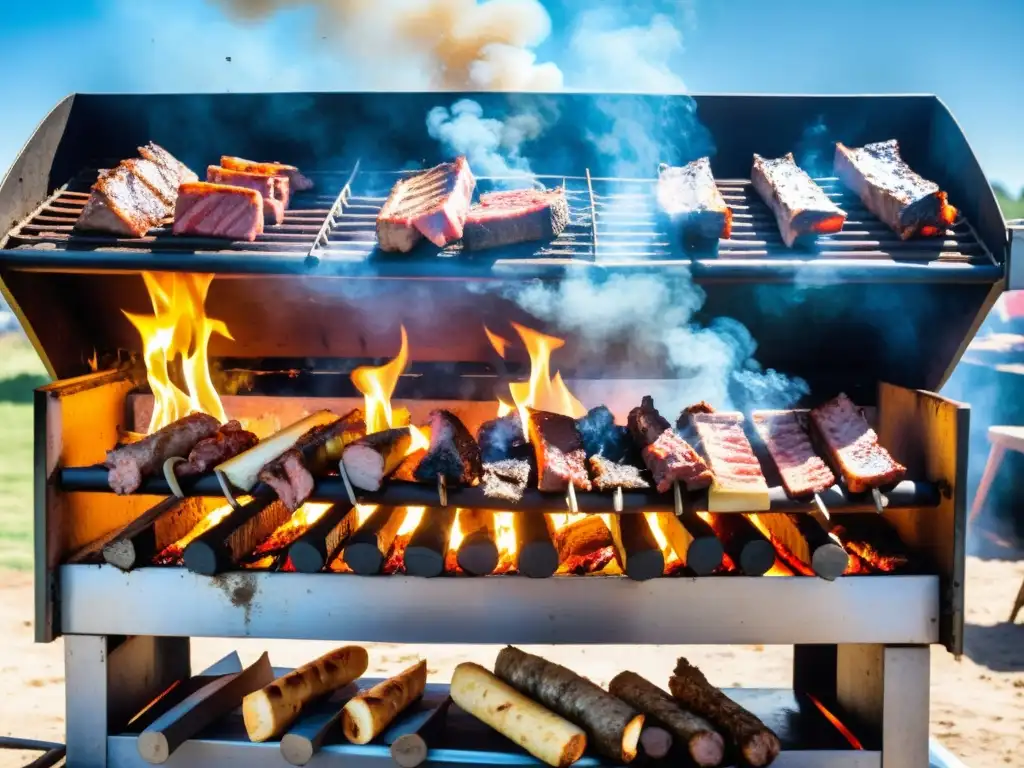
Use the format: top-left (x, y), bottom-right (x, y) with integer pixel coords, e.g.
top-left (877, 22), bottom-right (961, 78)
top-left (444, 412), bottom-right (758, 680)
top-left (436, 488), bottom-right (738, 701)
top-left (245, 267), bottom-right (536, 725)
top-left (871, 487), bottom-right (886, 514)
top-left (673, 481), bottom-right (684, 517)
top-left (613, 486), bottom-right (624, 513)
top-left (162, 458), bottom-right (186, 499)
top-left (566, 482), bottom-right (579, 514)
top-left (338, 460), bottom-right (359, 507)
top-left (812, 493), bottom-right (830, 522)
top-left (214, 469), bottom-right (243, 511)
top-left (437, 474), bottom-right (447, 507)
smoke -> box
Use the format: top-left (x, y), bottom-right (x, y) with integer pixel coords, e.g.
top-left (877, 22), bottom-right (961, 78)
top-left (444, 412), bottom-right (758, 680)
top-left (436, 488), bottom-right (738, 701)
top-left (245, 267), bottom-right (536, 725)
top-left (494, 273), bottom-right (808, 414)
top-left (212, 0), bottom-right (563, 90)
top-left (427, 99), bottom-right (544, 182)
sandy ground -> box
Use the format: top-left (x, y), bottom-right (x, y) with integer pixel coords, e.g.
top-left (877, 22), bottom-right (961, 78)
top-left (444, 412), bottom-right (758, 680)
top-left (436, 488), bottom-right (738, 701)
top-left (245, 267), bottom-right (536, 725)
top-left (1, 556), bottom-right (1022, 768)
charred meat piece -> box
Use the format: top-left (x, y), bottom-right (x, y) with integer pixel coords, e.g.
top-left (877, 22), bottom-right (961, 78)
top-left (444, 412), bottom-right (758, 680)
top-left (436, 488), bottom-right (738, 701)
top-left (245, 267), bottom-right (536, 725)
top-left (376, 157), bottom-right (476, 252)
top-left (207, 166), bottom-right (286, 225)
top-left (588, 455), bottom-right (649, 491)
top-left (342, 428), bottom-right (413, 491)
top-left (76, 162), bottom-right (169, 238)
top-left (220, 155), bottom-right (313, 192)
top-left (413, 409), bottom-right (481, 486)
top-left (834, 140), bottom-right (957, 239)
top-left (657, 158), bottom-right (732, 242)
top-left (669, 658), bottom-right (780, 768)
top-left (106, 413), bottom-right (221, 494)
top-left (176, 420), bottom-right (258, 477)
top-left (810, 393), bottom-right (906, 493)
top-left (461, 187), bottom-right (569, 251)
top-left (752, 410), bottom-right (835, 497)
top-left (123, 157), bottom-right (180, 208)
top-left (526, 410), bottom-right (592, 493)
top-left (139, 142), bottom-right (198, 186)
top-left (173, 182), bottom-right (264, 241)
top-left (751, 152), bottom-right (847, 247)
top-left (628, 396), bottom-right (713, 493)
top-left (477, 412), bottom-right (533, 503)
top-left (678, 401), bottom-right (715, 420)
top-left (259, 449), bottom-right (314, 512)
top-left (689, 412), bottom-right (770, 512)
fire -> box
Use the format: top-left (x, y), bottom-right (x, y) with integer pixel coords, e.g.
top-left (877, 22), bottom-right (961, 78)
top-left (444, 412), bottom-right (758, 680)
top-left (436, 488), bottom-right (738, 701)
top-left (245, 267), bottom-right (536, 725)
top-left (396, 506), bottom-right (426, 536)
top-left (253, 502), bottom-right (333, 556)
top-left (645, 511), bottom-right (682, 567)
top-left (747, 514), bottom-right (815, 577)
top-left (807, 694), bottom-right (864, 750)
top-left (764, 559), bottom-right (793, 577)
top-left (499, 322), bottom-right (586, 427)
top-left (154, 500), bottom-right (241, 563)
top-left (548, 512), bottom-right (587, 532)
top-left (124, 272), bottom-right (231, 433)
top-left (351, 326), bottom-right (409, 434)
top-left (355, 504), bottom-right (378, 527)
top-left (496, 399), bottom-right (514, 418)
top-left (444, 509), bottom-right (468, 573)
top-left (484, 326), bottom-right (510, 359)
top-left (494, 511), bottom-right (518, 574)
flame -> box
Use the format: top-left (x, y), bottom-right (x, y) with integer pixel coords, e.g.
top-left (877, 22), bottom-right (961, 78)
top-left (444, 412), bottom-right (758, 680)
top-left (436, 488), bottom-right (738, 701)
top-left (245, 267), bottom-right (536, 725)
top-left (485, 326), bottom-right (510, 358)
top-left (154, 501), bottom-right (241, 564)
top-left (253, 502), bottom-right (333, 556)
top-left (507, 322), bottom-right (586, 427)
top-left (124, 272), bottom-right (231, 433)
top-left (807, 694), bottom-right (864, 749)
top-left (354, 504), bottom-right (378, 527)
top-left (494, 511), bottom-right (518, 573)
top-left (351, 326), bottom-right (409, 434)
top-left (397, 506), bottom-right (426, 536)
top-left (548, 512), bottom-right (587, 532)
top-left (87, 349), bottom-right (99, 372)
top-left (444, 509), bottom-right (468, 573)
top-left (747, 514), bottom-right (815, 577)
top-left (496, 399), bottom-right (514, 418)
top-left (408, 424), bottom-right (431, 455)
top-left (765, 559), bottom-right (793, 577)
top-left (645, 511), bottom-right (682, 568)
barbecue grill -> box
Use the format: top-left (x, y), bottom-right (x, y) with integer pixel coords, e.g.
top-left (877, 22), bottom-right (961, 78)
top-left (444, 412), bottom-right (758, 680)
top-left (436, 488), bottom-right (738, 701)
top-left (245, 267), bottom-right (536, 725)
top-left (0, 91), bottom-right (1014, 768)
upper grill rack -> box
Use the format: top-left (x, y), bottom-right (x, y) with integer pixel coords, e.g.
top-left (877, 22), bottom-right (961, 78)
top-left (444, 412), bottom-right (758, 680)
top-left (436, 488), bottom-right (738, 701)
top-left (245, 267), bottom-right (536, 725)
top-left (0, 164), bottom-right (996, 276)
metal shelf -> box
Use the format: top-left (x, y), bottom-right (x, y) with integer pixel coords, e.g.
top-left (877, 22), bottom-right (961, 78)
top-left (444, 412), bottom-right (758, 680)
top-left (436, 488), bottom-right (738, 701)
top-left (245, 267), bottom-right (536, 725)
top-left (59, 565), bottom-right (939, 645)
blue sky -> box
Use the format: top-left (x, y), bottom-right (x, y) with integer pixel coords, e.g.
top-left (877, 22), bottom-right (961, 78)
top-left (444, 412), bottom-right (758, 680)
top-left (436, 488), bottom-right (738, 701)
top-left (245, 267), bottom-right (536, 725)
top-left (0, 0), bottom-right (1021, 192)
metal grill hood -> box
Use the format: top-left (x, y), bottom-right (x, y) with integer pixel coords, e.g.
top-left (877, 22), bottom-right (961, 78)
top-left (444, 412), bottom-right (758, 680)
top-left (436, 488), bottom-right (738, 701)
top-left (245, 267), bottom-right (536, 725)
top-left (0, 91), bottom-right (1009, 397)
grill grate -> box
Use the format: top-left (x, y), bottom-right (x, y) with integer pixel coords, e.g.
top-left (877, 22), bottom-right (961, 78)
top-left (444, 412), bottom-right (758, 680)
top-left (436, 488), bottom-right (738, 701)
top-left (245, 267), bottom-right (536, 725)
top-left (1, 165), bottom-right (994, 273)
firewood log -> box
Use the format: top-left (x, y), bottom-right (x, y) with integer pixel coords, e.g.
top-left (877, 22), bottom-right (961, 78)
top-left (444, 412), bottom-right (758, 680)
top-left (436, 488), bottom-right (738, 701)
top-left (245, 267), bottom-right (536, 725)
top-left (552, 515), bottom-right (613, 563)
top-left (342, 660), bottom-right (427, 745)
top-left (342, 506), bottom-right (405, 575)
top-left (404, 508), bottom-right (458, 577)
top-left (450, 662), bottom-right (586, 768)
top-left (704, 513), bottom-right (775, 576)
top-left (494, 646), bottom-right (644, 763)
top-left (288, 503), bottom-right (361, 573)
top-left (608, 514), bottom-right (664, 581)
top-left (609, 671), bottom-right (724, 767)
top-left (517, 513), bottom-right (558, 578)
top-left (669, 657), bottom-right (780, 768)
top-left (456, 509), bottom-right (499, 576)
top-left (649, 511), bottom-right (723, 576)
top-left (102, 496), bottom-right (208, 571)
top-left (753, 512), bottom-right (847, 580)
top-left (342, 428), bottom-right (413, 491)
top-left (382, 696), bottom-right (452, 768)
top-left (243, 645), bottom-right (369, 742)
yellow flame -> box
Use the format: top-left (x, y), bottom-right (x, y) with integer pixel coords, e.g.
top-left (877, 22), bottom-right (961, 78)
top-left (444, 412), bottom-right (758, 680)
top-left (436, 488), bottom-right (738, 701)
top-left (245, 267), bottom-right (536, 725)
top-left (355, 504), bottom-right (378, 527)
top-left (484, 326), bottom-right (510, 358)
top-left (408, 424), bottom-right (431, 455)
top-left (351, 326), bottom-right (409, 434)
top-left (124, 272), bottom-right (231, 433)
top-left (397, 506), bottom-right (426, 536)
top-left (507, 322), bottom-right (586, 428)
top-left (160, 500), bottom-right (243, 558)
top-left (547, 512), bottom-right (587, 532)
top-left (496, 398), bottom-right (514, 418)
top-left (494, 511), bottom-right (518, 569)
top-left (253, 502), bottom-right (333, 555)
top-left (448, 508), bottom-right (467, 552)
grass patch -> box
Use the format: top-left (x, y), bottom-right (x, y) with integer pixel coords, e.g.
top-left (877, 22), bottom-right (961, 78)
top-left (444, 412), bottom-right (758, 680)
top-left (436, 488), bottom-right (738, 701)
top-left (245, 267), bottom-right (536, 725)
top-left (996, 191), bottom-right (1024, 221)
top-left (0, 334), bottom-right (46, 570)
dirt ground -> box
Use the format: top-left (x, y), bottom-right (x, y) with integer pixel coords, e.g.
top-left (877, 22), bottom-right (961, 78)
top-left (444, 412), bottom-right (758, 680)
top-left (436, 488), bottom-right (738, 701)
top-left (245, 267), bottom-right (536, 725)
top-left (1, 555), bottom-right (1022, 768)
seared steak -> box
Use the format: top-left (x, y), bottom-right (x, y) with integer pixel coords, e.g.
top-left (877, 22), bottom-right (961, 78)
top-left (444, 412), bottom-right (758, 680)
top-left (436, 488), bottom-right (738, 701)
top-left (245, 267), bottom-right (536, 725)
top-left (173, 182), bottom-right (264, 241)
top-left (834, 139), bottom-right (957, 239)
top-left (810, 393), bottom-right (906, 493)
top-left (627, 395), bottom-right (713, 493)
top-left (526, 409), bottom-right (592, 493)
top-left (751, 153), bottom-right (847, 246)
top-left (461, 187), bottom-right (569, 251)
top-left (139, 142), bottom-right (198, 186)
top-left (752, 410), bottom-right (835, 498)
top-left (220, 155), bottom-right (313, 192)
top-left (207, 166), bottom-right (286, 225)
top-left (376, 157), bottom-right (476, 252)
top-left (76, 162), bottom-right (169, 238)
top-left (657, 158), bottom-right (732, 242)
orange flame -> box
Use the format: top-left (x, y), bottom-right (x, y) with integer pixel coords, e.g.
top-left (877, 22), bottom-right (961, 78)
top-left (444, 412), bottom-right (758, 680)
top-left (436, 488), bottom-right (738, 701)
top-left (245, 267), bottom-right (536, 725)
top-left (494, 511), bottom-right (518, 573)
top-left (484, 326), bottom-right (510, 359)
top-left (645, 511), bottom-right (682, 568)
top-left (355, 504), bottom-right (378, 527)
top-left (507, 322), bottom-right (586, 427)
top-left (807, 694), bottom-right (864, 749)
top-left (496, 399), bottom-right (514, 419)
top-left (154, 500), bottom-right (242, 563)
top-left (548, 512), bottom-right (587, 532)
top-left (351, 326), bottom-right (409, 435)
top-left (124, 272), bottom-right (231, 433)
top-left (253, 502), bottom-right (333, 556)
top-left (764, 559), bottom-right (793, 577)
top-left (747, 514), bottom-right (815, 577)
top-left (396, 506), bottom-right (426, 536)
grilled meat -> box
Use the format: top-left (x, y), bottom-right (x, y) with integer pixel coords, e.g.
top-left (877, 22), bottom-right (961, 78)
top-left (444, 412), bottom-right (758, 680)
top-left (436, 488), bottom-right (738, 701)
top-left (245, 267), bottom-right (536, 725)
top-left (526, 409), bottom-right (592, 493)
top-left (481, 459), bottom-right (533, 503)
top-left (657, 158), bottom-right (732, 242)
top-left (752, 410), bottom-right (835, 497)
top-left (627, 396), bottom-right (712, 493)
top-left (259, 449), bottom-right (314, 512)
top-left (139, 142), bottom-right (198, 186)
top-left (376, 157), bottom-right (476, 252)
top-left (176, 420), bottom-right (258, 477)
top-left (477, 413), bottom-right (532, 502)
top-left (76, 162), bottom-right (169, 238)
top-left (751, 152), bottom-right (847, 246)
top-left (207, 166), bottom-right (287, 225)
top-left (172, 182), bottom-right (264, 241)
top-left (689, 411), bottom-right (770, 511)
top-left (413, 409), bottom-right (482, 486)
top-left (461, 187), bottom-right (569, 251)
top-left (105, 413), bottom-right (221, 494)
top-left (809, 393), bottom-right (906, 493)
top-left (123, 157), bottom-right (179, 208)
top-left (576, 406), bottom-right (648, 492)
top-left (834, 139), bottom-right (957, 239)
top-left (220, 155), bottom-right (313, 192)
top-left (588, 455), bottom-right (649, 491)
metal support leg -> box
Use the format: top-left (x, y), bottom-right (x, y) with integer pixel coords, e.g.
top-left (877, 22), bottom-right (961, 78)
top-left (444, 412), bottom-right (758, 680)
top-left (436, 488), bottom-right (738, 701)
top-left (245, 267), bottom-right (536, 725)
top-left (968, 442), bottom-right (1005, 525)
top-left (837, 644), bottom-right (930, 768)
top-left (65, 635), bottom-right (190, 768)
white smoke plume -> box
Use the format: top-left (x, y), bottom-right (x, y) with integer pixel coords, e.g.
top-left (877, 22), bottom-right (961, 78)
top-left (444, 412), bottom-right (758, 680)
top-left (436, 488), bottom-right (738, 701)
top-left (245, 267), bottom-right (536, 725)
top-left (213, 0), bottom-right (563, 90)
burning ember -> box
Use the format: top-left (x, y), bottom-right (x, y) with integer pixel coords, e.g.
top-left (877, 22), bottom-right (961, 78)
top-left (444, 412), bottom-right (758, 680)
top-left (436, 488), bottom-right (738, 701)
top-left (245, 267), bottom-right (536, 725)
top-left (124, 272), bottom-right (231, 433)
top-left (154, 500), bottom-right (240, 564)
top-left (252, 502), bottom-right (334, 556)
top-left (806, 694), bottom-right (864, 750)
top-left (493, 511), bottom-right (518, 574)
top-left (383, 506), bottom-right (427, 574)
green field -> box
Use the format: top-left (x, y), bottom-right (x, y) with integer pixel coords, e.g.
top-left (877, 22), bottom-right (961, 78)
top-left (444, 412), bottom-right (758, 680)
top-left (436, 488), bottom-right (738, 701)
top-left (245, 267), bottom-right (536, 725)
top-left (0, 334), bottom-right (49, 570)
top-left (997, 191), bottom-right (1024, 221)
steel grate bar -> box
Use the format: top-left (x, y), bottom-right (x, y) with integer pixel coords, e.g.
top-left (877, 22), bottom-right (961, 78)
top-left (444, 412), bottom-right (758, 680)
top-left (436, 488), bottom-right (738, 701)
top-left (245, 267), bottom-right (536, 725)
top-left (306, 159), bottom-right (361, 266)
